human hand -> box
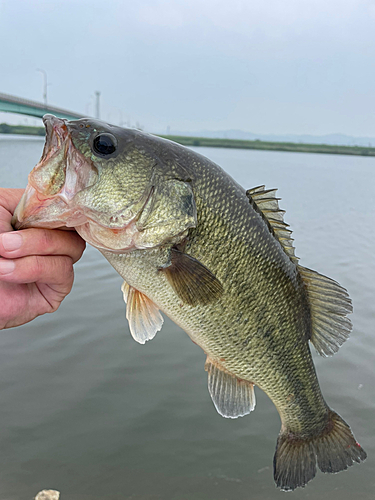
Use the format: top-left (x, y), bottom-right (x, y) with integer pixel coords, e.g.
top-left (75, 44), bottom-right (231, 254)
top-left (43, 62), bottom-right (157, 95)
top-left (0, 188), bottom-right (86, 329)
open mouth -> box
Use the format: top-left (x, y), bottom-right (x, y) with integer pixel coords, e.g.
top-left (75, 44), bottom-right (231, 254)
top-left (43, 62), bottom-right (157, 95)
top-left (12, 115), bottom-right (98, 230)
top-left (11, 114), bottom-right (151, 253)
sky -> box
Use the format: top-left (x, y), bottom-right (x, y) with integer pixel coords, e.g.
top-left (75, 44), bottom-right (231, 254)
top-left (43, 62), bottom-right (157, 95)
top-left (1, 0), bottom-right (375, 137)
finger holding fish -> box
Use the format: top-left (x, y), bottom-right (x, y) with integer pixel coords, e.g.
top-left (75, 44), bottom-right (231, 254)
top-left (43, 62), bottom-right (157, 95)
top-left (0, 254), bottom-right (74, 287)
top-left (0, 228), bottom-right (85, 263)
top-left (0, 188), bottom-right (25, 233)
top-left (0, 253), bottom-right (74, 329)
top-left (0, 187), bottom-right (86, 329)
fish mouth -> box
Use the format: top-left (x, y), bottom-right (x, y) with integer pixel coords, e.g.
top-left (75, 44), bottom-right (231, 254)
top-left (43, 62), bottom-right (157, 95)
top-left (12, 115), bottom-right (98, 230)
top-left (42, 113), bottom-right (70, 162)
top-left (12, 114), bottom-right (151, 253)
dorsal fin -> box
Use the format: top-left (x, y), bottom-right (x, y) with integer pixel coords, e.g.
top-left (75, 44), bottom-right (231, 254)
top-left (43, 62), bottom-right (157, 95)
top-left (298, 266), bottom-right (352, 356)
top-left (247, 186), bottom-right (353, 356)
top-left (246, 185), bottom-right (298, 265)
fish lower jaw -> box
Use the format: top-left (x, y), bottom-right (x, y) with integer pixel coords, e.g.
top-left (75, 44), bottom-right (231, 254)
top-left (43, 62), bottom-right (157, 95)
top-left (12, 184), bottom-right (69, 229)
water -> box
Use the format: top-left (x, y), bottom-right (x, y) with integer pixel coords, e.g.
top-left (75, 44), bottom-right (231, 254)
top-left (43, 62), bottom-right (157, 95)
top-left (0, 135), bottom-right (374, 500)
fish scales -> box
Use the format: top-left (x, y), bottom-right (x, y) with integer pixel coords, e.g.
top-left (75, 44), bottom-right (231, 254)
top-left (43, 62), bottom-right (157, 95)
top-left (104, 156), bottom-right (326, 431)
top-left (13, 115), bottom-right (366, 491)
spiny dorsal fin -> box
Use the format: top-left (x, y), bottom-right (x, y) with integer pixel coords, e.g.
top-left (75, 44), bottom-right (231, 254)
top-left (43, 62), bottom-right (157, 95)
top-left (205, 357), bottom-right (256, 418)
top-left (121, 281), bottom-right (164, 344)
top-left (298, 267), bottom-right (353, 356)
top-left (246, 185), bottom-right (299, 265)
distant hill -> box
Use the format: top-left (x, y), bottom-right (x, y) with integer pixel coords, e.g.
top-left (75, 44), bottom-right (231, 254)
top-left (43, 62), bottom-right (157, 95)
top-left (160, 135), bottom-right (375, 157)
top-left (158, 129), bottom-right (375, 147)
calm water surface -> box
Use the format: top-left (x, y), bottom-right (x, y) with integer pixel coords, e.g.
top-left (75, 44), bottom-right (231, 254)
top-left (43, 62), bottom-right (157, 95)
top-left (0, 135), bottom-right (374, 500)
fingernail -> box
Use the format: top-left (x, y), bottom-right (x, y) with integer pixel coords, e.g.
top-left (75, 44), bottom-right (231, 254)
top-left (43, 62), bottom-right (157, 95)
top-left (0, 259), bottom-right (15, 275)
top-left (1, 232), bottom-right (23, 251)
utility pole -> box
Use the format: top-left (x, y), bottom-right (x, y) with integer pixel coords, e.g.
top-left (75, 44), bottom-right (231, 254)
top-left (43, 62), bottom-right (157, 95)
top-left (95, 91), bottom-right (101, 119)
top-left (37, 68), bottom-right (48, 108)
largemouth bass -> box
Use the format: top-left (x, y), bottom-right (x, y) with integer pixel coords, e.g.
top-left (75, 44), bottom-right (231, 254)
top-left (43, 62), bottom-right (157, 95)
top-left (13, 115), bottom-right (366, 490)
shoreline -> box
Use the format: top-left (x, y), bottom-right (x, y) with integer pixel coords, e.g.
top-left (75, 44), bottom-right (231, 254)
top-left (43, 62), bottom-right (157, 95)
top-left (160, 134), bottom-right (375, 157)
top-left (1, 124), bottom-right (375, 157)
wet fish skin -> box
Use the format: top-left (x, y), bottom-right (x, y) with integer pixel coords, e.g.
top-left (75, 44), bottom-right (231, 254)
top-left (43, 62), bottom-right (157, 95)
top-left (13, 115), bottom-right (366, 490)
top-left (102, 167), bottom-right (325, 431)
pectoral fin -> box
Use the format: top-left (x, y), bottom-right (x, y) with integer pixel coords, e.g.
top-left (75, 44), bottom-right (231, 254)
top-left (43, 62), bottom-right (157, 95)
top-left (205, 357), bottom-right (256, 418)
top-left (160, 249), bottom-right (223, 306)
top-left (121, 282), bottom-right (164, 344)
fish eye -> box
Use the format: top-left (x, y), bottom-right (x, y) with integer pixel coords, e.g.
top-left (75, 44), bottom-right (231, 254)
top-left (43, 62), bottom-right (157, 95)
top-left (92, 133), bottom-right (117, 157)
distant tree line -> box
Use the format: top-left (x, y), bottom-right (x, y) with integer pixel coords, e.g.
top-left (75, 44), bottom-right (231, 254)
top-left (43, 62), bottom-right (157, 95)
top-left (161, 134), bottom-right (375, 157)
top-left (0, 123), bottom-right (45, 136)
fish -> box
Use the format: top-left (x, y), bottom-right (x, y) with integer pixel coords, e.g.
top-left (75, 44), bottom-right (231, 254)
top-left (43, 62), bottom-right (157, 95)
top-left (12, 114), bottom-right (367, 490)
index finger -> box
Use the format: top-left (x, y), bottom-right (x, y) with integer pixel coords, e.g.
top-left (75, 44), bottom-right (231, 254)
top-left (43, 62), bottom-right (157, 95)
top-left (0, 228), bottom-right (86, 264)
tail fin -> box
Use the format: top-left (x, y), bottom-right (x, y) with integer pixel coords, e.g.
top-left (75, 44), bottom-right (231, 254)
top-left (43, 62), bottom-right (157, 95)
top-left (273, 410), bottom-right (367, 491)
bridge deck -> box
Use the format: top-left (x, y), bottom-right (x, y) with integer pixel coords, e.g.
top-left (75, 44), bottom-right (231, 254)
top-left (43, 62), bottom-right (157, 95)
top-left (0, 92), bottom-right (83, 121)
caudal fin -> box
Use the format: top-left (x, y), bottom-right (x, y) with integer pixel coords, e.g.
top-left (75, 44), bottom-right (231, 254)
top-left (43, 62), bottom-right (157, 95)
top-left (273, 410), bottom-right (367, 491)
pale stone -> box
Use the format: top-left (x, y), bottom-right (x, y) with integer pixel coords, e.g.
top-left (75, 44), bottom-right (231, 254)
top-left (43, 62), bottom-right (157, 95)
top-left (35, 490), bottom-right (60, 500)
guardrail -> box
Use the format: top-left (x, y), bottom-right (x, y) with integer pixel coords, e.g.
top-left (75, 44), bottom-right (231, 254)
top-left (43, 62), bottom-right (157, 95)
top-left (0, 92), bottom-right (83, 120)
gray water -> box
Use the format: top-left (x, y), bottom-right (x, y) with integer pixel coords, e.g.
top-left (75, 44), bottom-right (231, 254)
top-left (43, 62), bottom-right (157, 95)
top-left (0, 135), bottom-right (374, 500)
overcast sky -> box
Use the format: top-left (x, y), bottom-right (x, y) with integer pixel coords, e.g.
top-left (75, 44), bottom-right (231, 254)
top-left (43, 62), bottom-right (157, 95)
top-left (1, 0), bottom-right (375, 136)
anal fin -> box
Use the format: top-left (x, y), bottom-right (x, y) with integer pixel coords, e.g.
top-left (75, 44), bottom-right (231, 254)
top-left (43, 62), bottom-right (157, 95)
top-left (205, 357), bottom-right (256, 418)
top-left (121, 281), bottom-right (164, 344)
top-left (298, 266), bottom-right (353, 356)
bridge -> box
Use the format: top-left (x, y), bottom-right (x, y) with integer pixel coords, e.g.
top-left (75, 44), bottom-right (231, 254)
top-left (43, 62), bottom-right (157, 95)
top-left (0, 92), bottom-right (83, 121)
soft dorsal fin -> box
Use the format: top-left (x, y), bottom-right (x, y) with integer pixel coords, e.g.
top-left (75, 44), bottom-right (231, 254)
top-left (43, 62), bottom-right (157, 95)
top-left (205, 357), bottom-right (256, 418)
top-left (298, 267), bottom-right (353, 356)
top-left (246, 186), bottom-right (298, 265)
top-left (121, 281), bottom-right (164, 344)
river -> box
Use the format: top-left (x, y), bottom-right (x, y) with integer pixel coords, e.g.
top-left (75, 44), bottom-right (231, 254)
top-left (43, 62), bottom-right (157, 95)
top-left (0, 134), bottom-right (374, 500)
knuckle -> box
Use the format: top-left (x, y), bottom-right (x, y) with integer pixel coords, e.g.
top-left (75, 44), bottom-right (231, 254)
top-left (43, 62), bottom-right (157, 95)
top-left (67, 230), bottom-right (85, 255)
top-left (77, 234), bottom-right (86, 252)
top-left (32, 255), bottom-right (45, 277)
top-left (56, 256), bottom-right (74, 283)
top-left (73, 236), bottom-right (86, 261)
top-left (39, 229), bottom-right (55, 252)
top-left (48, 300), bottom-right (62, 314)
top-left (63, 255), bottom-right (74, 271)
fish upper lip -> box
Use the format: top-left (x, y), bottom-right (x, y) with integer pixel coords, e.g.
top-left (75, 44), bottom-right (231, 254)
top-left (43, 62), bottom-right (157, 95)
top-left (43, 114), bottom-right (69, 138)
top-left (39, 114), bottom-right (70, 164)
